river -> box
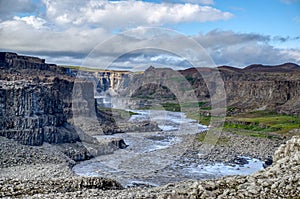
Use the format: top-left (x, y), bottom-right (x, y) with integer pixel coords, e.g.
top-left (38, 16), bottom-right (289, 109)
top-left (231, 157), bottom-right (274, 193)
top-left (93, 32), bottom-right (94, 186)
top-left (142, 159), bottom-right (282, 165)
top-left (73, 110), bottom-right (263, 187)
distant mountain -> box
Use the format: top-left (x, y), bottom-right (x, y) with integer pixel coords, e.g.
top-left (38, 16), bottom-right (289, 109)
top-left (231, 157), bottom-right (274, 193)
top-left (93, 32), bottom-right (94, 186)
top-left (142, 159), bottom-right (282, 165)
top-left (243, 63), bottom-right (300, 72)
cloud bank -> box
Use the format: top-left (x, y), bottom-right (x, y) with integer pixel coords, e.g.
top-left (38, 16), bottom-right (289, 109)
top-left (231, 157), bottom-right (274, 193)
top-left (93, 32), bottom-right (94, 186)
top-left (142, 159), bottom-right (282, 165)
top-left (42, 0), bottom-right (232, 28)
top-left (0, 0), bottom-right (299, 69)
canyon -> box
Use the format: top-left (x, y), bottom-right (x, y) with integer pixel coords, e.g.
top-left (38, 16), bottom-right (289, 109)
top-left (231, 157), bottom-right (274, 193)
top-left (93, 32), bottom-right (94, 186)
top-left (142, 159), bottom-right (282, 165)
top-left (0, 52), bottom-right (300, 198)
top-left (71, 61), bottom-right (300, 116)
top-left (1, 52), bottom-right (300, 152)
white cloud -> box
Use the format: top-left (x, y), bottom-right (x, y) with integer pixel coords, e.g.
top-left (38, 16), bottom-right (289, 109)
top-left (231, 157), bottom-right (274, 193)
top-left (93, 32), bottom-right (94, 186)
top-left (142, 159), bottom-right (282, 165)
top-left (13, 16), bottom-right (47, 29)
top-left (194, 30), bottom-right (300, 67)
top-left (0, 17), bottom-right (111, 55)
top-left (0, 0), bottom-right (233, 65)
top-left (188, 0), bottom-right (214, 5)
top-left (281, 49), bottom-right (300, 62)
top-left (1, 18), bottom-right (299, 68)
top-left (195, 30), bottom-right (270, 48)
top-left (0, 1), bottom-right (299, 68)
top-left (42, 0), bottom-right (232, 29)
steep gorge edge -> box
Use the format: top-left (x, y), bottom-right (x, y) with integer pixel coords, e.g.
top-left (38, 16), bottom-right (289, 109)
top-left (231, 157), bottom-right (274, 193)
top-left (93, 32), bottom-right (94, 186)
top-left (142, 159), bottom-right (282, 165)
top-left (0, 52), bottom-right (299, 197)
top-left (85, 63), bottom-right (300, 116)
top-left (0, 52), bottom-right (123, 162)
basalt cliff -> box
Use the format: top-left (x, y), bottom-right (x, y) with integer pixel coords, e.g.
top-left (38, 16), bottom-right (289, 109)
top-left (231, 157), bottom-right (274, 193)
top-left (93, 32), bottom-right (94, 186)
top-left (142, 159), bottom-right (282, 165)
top-left (87, 63), bottom-right (300, 116)
top-left (0, 52), bottom-right (126, 161)
top-left (0, 52), bottom-right (80, 146)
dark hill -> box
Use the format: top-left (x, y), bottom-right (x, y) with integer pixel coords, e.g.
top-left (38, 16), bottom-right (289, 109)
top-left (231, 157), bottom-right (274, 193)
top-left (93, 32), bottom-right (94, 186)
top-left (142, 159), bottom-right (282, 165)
top-left (243, 63), bottom-right (300, 72)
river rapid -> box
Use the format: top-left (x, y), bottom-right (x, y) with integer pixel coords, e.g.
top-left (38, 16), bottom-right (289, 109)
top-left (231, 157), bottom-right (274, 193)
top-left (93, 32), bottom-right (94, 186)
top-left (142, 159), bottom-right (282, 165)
top-left (73, 110), bottom-right (263, 187)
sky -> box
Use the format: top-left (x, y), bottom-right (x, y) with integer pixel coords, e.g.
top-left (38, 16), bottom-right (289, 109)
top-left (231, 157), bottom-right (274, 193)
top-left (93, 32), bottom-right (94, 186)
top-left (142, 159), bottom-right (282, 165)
top-left (0, 0), bottom-right (299, 70)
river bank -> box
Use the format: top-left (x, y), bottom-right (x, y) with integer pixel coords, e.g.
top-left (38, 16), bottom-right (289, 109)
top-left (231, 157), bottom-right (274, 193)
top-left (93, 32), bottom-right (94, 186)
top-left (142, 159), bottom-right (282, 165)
top-left (1, 135), bottom-right (298, 198)
top-left (72, 110), bottom-right (283, 187)
top-left (0, 109), bottom-right (291, 198)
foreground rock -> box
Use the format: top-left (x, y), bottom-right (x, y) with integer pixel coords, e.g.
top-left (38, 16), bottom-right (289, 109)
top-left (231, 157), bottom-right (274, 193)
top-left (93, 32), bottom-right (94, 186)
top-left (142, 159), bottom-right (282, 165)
top-left (187, 131), bottom-right (283, 166)
top-left (1, 136), bottom-right (298, 198)
top-left (0, 136), bottom-right (74, 168)
top-left (0, 177), bottom-right (123, 198)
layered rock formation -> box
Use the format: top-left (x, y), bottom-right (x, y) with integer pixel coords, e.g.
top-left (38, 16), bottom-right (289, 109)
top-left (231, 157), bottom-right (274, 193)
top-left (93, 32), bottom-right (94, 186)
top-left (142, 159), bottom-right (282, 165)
top-left (94, 70), bottom-right (131, 92)
top-left (0, 78), bottom-right (81, 146)
top-left (1, 53), bottom-right (74, 146)
top-left (0, 177), bottom-right (123, 197)
top-left (0, 52), bottom-right (65, 74)
top-left (217, 64), bottom-right (300, 115)
top-left (0, 52), bottom-right (124, 162)
top-left (87, 63), bottom-right (300, 116)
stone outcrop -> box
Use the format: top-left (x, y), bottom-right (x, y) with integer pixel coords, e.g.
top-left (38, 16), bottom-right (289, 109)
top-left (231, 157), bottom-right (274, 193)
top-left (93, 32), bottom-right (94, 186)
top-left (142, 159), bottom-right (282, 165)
top-left (0, 177), bottom-right (123, 197)
top-left (175, 65), bottom-right (300, 115)
top-left (110, 138), bottom-right (128, 149)
top-left (86, 64), bottom-right (300, 116)
top-left (0, 78), bottom-right (82, 146)
top-left (217, 66), bottom-right (300, 114)
top-left (0, 52), bottom-right (137, 163)
top-left (94, 70), bottom-right (131, 92)
top-left (119, 121), bottom-right (162, 133)
top-left (2, 136), bottom-right (298, 198)
top-left (0, 52), bottom-right (124, 146)
top-left (0, 53), bottom-right (106, 156)
top-left (0, 52), bottom-right (66, 74)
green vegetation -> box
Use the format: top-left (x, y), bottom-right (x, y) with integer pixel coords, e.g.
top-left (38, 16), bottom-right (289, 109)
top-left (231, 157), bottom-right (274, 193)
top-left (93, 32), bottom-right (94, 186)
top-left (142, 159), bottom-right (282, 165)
top-left (60, 65), bottom-right (81, 70)
top-left (60, 65), bottom-right (99, 71)
top-left (159, 101), bottom-right (211, 112)
top-left (224, 110), bottom-right (300, 137)
top-left (134, 101), bottom-right (212, 126)
top-left (184, 109), bottom-right (300, 139)
top-left (138, 99), bottom-right (300, 139)
top-left (168, 77), bottom-right (186, 82)
top-left (186, 111), bottom-right (211, 126)
top-left (161, 102), bottom-right (181, 112)
top-left (167, 76), bottom-right (196, 84)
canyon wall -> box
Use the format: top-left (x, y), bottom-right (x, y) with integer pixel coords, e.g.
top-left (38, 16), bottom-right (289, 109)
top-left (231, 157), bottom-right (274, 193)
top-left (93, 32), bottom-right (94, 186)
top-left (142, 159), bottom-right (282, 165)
top-left (0, 79), bottom-right (77, 146)
top-left (89, 64), bottom-right (300, 115)
top-left (218, 66), bottom-right (300, 115)
top-left (2, 51), bottom-right (299, 147)
top-left (0, 52), bottom-right (96, 146)
top-left (0, 52), bottom-right (67, 74)
top-left (94, 70), bottom-right (132, 92)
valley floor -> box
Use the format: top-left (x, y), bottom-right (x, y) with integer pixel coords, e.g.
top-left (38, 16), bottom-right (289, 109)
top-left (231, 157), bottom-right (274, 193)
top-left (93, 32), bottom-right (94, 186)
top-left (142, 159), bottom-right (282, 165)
top-left (1, 129), bottom-right (298, 198)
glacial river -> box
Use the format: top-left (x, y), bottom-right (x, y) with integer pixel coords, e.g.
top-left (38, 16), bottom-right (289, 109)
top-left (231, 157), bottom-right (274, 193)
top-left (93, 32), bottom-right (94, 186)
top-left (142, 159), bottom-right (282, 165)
top-left (73, 110), bottom-right (263, 187)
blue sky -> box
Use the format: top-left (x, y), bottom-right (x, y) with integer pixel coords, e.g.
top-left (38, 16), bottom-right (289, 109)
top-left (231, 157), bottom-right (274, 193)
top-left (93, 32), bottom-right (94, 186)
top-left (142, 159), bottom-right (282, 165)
top-left (153, 0), bottom-right (300, 38)
top-left (0, 0), bottom-right (299, 70)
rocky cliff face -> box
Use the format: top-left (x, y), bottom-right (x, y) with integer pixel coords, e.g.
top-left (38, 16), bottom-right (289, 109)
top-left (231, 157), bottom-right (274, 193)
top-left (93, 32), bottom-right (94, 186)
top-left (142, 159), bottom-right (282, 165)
top-left (0, 79), bottom-right (79, 146)
top-left (217, 66), bottom-right (300, 114)
top-left (0, 52), bottom-right (65, 74)
top-left (94, 70), bottom-right (131, 92)
top-left (91, 64), bottom-right (300, 116)
top-left (0, 53), bottom-right (96, 148)
top-left (3, 52), bottom-right (298, 147)
top-left (0, 52), bottom-right (128, 163)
